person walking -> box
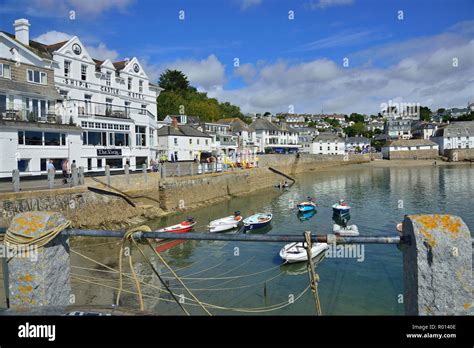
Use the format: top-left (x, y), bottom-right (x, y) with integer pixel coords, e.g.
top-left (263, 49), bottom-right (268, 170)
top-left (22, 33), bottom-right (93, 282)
top-left (62, 159), bottom-right (69, 184)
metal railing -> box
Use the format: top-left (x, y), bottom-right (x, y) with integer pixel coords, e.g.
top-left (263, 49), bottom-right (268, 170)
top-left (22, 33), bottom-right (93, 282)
top-left (0, 107), bottom-right (60, 123)
top-left (70, 99), bottom-right (155, 120)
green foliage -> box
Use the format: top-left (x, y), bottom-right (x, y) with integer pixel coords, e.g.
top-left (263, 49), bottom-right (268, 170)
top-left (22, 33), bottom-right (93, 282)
top-left (325, 118), bottom-right (340, 128)
top-left (344, 122), bottom-right (366, 137)
top-left (419, 106), bottom-right (432, 122)
top-left (158, 69), bottom-right (190, 92)
top-left (348, 113), bottom-right (365, 123)
top-left (156, 70), bottom-right (244, 122)
top-left (453, 111), bottom-right (474, 122)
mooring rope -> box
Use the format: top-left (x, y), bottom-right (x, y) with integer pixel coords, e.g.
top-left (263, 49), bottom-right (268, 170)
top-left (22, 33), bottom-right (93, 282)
top-left (4, 220), bottom-right (71, 249)
top-left (304, 231), bottom-right (322, 316)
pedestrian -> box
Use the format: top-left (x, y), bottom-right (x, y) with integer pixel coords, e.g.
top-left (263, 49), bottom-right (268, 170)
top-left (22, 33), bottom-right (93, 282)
top-left (46, 159), bottom-right (55, 172)
top-left (62, 159), bottom-right (69, 184)
top-left (71, 160), bottom-right (77, 170)
top-left (171, 152), bottom-right (175, 162)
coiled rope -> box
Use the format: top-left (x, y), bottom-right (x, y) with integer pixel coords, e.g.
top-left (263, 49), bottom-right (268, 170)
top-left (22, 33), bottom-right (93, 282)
top-left (4, 220), bottom-right (71, 249)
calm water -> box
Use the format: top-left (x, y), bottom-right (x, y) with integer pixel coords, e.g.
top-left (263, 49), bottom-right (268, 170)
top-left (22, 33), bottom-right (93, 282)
top-left (142, 163), bottom-right (473, 315)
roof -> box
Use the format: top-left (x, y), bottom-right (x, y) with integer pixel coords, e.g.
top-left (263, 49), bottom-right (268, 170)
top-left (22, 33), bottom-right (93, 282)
top-left (250, 118), bottom-right (297, 133)
top-left (216, 118), bottom-right (252, 133)
top-left (157, 125), bottom-right (211, 138)
top-left (433, 121), bottom-right (474, 137)
top-left (346, 136), bottom-right (370, 143)
top-left (386, 139), bottom-right (438, 147)
top-left (314, 133), bottom-right (344, 142)
top-left (1, 31), bottom-right (57, 60)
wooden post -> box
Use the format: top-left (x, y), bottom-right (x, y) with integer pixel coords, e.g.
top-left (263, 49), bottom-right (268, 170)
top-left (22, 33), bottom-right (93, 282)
top-left (12, 169), bottom-right (20, 192)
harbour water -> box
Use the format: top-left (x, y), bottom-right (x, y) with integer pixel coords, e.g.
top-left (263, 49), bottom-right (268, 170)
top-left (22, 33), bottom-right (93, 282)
top-left (70, 163), bottom-right (474, 315)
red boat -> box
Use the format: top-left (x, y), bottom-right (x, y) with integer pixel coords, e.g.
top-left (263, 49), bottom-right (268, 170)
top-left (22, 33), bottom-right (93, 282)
top-left (156, 218), bottom-right (196, 233)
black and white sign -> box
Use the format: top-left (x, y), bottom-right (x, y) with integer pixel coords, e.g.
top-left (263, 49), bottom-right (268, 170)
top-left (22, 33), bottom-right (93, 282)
top-left (97, 149), bottom-right (122, 156)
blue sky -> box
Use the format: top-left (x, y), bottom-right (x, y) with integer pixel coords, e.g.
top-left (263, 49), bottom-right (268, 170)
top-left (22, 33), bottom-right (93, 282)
top-left (1, 0), bottom-right (473, 114)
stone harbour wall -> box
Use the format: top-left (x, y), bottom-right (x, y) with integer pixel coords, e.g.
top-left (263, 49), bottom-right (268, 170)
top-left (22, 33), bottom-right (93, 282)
top-left (444, 148), bottom-right (474, 162)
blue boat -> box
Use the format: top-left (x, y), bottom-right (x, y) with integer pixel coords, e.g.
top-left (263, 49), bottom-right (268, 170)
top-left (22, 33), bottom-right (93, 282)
top-left (243, 213), bottom-right (272, 231)
top-left (297, 201), bottom-right (317, 212)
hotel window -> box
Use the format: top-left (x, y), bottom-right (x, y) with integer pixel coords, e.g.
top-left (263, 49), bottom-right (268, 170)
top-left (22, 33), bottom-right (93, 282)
top-left (140, 104), bottom-right (147, 115)
top-left (106, 158), bottom-right (123, 169)
top-left (197, 139), bottom-right (200, 145)
top-left (128, 77), bottom-right (132, 90)
top-left (0, 63), bottom-right (11, 78)
top-left (139, 80), bottom-right (143, 93)
top-left (135, 126), bottom-right (147, 146)
top-left (24, 131), bottom-right (43, 145)
top-left (81, 121), bottom-right (87, 128)
top-left (125, 101), bottom-right (131, 117)
top-left (27, 70), bottom-right (47, 84)
top-left (189, 139), bottom-right (192, 145)
top-left (174, 138), bottom-right (178, 145)
top-left (105, 98), bottom-right (113, 116)
top-left (44, 132), bottom-right (61, 146)
top-left (64, 60), bottom-right (71, 77)
top-left (81, 64), bottom-right (87, 81)
top-left (205, 139), bottom-right (208, 145)
top-left (106, 72), bottom-right (112, 86)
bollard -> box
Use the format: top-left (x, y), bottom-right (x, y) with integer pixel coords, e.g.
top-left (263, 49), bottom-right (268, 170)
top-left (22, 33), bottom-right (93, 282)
top-left (142, 163), bottom-right (148, 183)
top-left (125, 164), bottom-right (130, 186)
top-left (71, 166), bottom-right (78, 187)
top-left (6, 212), bottom-right (71, 307)
top-left (105, 165), bottom-right (111, 186)
top-left (12, 169), bottom-right (20, 192)
top-left (78, 166), bottom-right (84, 185)
top-left (47, 169), bottom-right (54, 189)
top-left (198, 164), bottom-right (202, 175)
top-left (162, 164), bottom-right (166, 178)
top-left (401, 215), bottom-right (473, 315)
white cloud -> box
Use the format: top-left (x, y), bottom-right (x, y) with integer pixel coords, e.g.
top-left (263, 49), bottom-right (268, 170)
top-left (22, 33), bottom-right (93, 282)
top-left (166, 55), bottom-right (226, 90)
top-left (308, 0), bottom-right (354, 10)
top-left (234, 63), bottom-right (257, 83)
top-left (33, 31), bottom-right (120, 61)
top-left (33, 31), bottom-right (72, 45)
top-left (0, 0), bottom-right (134, 18)
top-left (206, 29), bottom-right (474, 114)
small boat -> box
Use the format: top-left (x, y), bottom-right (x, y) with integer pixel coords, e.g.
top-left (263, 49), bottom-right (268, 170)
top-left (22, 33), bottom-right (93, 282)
top-left (333, 224), bottom-right (359, 236)
top-left (298, 210), bottom-right (316, 221)
top-left (275, 183), bottom-right (289, 188)
top-left (156, 218), bottom-right (196, 233)
top-left (279, 242), bottom-right (328, 263)
top-left (243, 213), bottom-right (272, 231)
top-left (297, 201), bottom-right (317, 212)
top-left (208, 211), bottom-right (243, 233)
top-left (332, 201), bottom-right (350, 214)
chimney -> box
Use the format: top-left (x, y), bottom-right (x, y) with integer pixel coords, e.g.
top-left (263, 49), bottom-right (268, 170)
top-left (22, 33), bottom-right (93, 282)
top-left (14, 18), bottom-right (30, 46)
top-left (171, 117), bottom-right (178, 129)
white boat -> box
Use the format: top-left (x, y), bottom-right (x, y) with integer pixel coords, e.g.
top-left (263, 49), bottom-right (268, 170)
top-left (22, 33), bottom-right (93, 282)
top-left (208, 212), bottom-right (243, 233)
top-left (333, 224), bottom-right (359, 236)
top-left (279, 242), bottom-right (328, 263)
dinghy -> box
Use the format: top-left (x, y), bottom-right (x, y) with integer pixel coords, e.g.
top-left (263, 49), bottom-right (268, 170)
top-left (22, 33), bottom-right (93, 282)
top-left (279, 242), bottom-right (328, 263)
top-left (297, 201), bottom-right (317, 212)
top-left (332, 199), bottom-right (350, 214)
top-left (333, 224), bottom-right (359, 236)
top-left (156, 218), bottom-right (196, 234)
top-left (208, 211), bottom-right (243, 233)
top-left (243, 213), bottom-right (272, 231)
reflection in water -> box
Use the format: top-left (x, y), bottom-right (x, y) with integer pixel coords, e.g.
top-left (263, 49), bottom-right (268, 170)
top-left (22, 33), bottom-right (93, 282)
top-left (298, 210), bottom-right (316, 221)
top-left (332, 212), bottom-right (351, 227)
top-left (280, 252), bottom-right (326, 276)
top-left (66, 164), bottom-right (473, 315)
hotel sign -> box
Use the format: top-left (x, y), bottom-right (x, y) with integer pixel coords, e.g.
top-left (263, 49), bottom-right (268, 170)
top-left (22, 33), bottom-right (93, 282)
top-left (97, 149), bottom-right (122, 156)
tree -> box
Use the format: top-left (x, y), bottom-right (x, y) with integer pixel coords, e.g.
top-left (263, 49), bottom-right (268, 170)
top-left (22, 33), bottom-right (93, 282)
top-left (348, 113), bottom-right (365, 123)
top-left (419, 106), bottom-right (432, 122)
top-left (158, 69), bottom-right (190, 93)
top-left (344, 122), bottom-right (365, 137)
top-left (326, 118), bottom-right (340, 128)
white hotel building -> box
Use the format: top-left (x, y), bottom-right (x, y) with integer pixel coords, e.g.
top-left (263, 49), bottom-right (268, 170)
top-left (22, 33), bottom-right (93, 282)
top-left (0, 19), bottom-right (161, 178)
